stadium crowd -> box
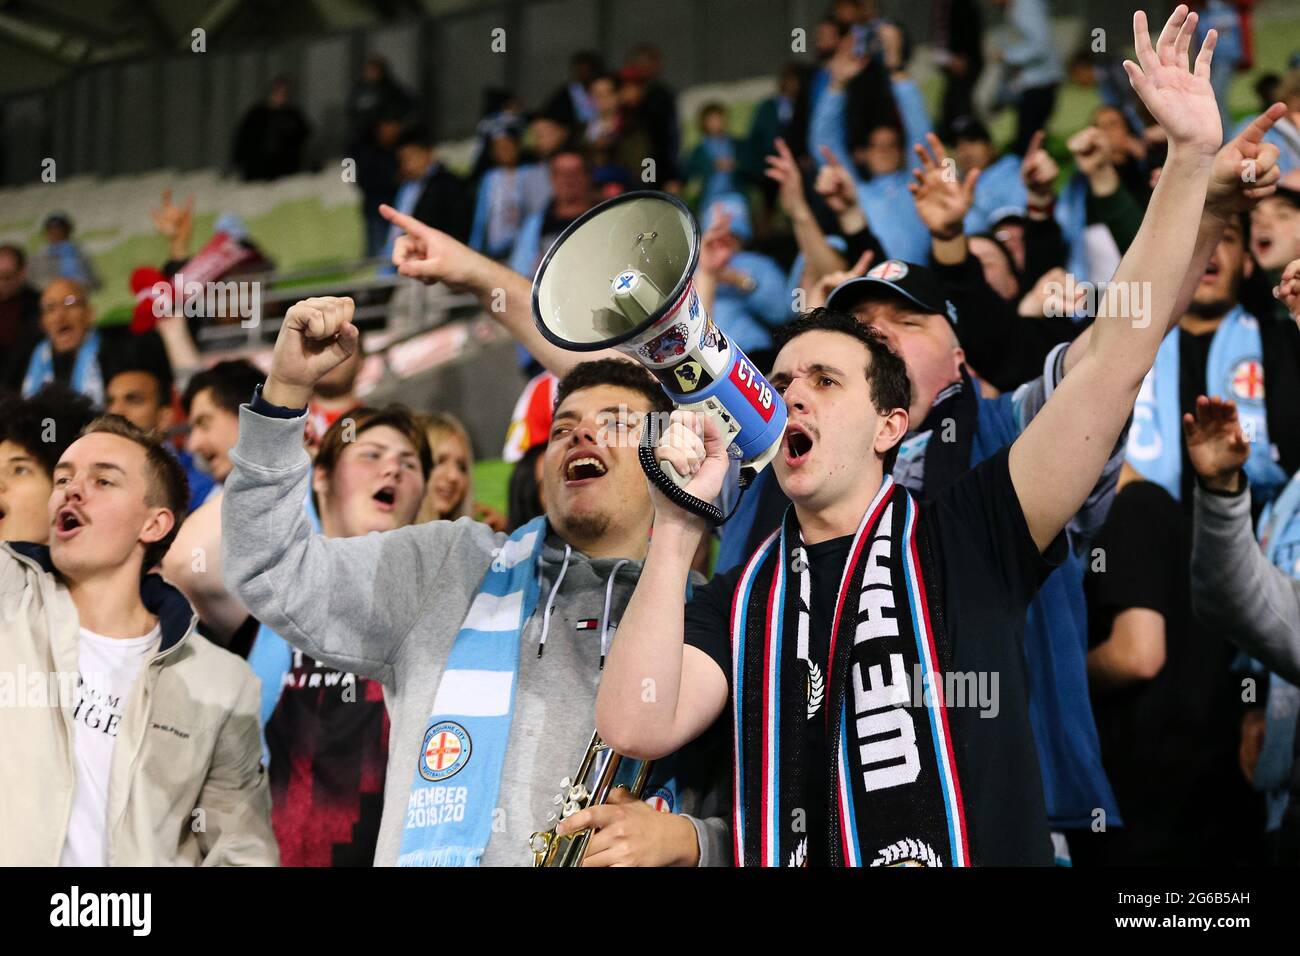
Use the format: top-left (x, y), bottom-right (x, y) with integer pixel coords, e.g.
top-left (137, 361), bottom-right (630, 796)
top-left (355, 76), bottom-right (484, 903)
top-left (3, 0), bottom-right (1300, 868)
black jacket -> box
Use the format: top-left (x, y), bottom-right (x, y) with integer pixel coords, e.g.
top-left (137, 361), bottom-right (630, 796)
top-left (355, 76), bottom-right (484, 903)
top-left (411, 165), bottom-right (473, 244)
top-left (0, 284), bottom-right (40, 393)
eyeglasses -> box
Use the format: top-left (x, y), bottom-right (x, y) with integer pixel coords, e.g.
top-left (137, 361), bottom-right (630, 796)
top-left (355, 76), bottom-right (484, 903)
top-left (40, 295), bottom-right (83, 314)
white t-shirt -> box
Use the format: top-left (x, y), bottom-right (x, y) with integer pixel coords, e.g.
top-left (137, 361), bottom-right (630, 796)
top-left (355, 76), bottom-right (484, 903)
top-left (59, 625), bottom-right (160, 867)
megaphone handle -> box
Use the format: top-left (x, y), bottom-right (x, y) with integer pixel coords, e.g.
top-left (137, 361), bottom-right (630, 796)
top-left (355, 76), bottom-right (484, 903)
top-left (637, 413), bottom-right (750, 526)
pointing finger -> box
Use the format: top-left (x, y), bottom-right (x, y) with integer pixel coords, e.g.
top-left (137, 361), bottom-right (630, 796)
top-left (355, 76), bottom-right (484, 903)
top-left (379, 203), bottom-right (431, 237)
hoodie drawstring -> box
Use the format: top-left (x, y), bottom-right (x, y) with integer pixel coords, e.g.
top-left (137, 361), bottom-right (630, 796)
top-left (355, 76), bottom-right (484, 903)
top-left (537, 544), bottom-right (572, 658)
top-left (600, 559), bottom-right (630, 670)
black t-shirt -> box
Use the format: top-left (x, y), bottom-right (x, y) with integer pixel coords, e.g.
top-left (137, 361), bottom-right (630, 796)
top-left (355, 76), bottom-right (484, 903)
top-left (52, 349), bottom-right (76, 386)
top-left (1177, 327), bottom-right (1217, 506)
top-left (685, 448), bottom-right (1064, 865)
top-left (1082, 480), bottom-right (1263, 865)
top-left (265, 650), bottom-right (389, 867)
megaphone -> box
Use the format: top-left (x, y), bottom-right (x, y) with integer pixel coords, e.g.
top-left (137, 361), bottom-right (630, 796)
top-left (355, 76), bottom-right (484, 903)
top-left (532, 190), bottom-right (786, 524)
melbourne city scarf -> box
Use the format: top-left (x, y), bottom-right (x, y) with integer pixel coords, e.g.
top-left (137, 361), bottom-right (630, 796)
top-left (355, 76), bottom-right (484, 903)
top-left (397, 516), bottom-right (547, 867)
top-left (731, 476), bottom-right (969, 867)
top-left (21, 328), bottom-right (103, 404)
top-left (1128, 307), bottom-right (1285, 502)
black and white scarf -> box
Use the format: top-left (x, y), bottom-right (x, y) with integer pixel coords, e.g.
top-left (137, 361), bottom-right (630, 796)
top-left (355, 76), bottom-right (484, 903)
top-left (730, 476), bottom-right (970, 866)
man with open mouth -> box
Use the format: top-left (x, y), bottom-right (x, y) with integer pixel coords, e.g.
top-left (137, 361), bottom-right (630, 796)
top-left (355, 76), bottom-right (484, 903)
top-left (22, 278), bottom-right (106, 405)
top-left (221, 295), bottom-right (730, 867)
top-left (1123, 210), bottom-right (1297, 506)
top-left (251, 405), bottom-right (432, 866)
top-left (595, 7), bottom-right (1265, 866)
top-left (1, 414), bottom-right (276, 865)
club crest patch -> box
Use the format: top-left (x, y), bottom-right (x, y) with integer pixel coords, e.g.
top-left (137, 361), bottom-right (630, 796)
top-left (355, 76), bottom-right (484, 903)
top-left (1229, 358), bottom-right (1264, 403)
top-left (419, 721), bottom-right (472, 782)
top-left (639, 323), bottom-right (689, 365)
top-left (868, 260), bottom-right (909, 281)
top-left (644, 786), bottom-right (675, 813)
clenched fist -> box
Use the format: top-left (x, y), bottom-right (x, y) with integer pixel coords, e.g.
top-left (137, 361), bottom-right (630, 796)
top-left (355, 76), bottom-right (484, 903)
top-left (264, 296), bottom-right (359, 408)
top-left (652, 409), bottom-right (731, 526)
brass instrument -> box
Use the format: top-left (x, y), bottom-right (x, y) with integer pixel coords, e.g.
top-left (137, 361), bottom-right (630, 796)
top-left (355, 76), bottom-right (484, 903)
top-left (529, 730), bottom-right (654, 866)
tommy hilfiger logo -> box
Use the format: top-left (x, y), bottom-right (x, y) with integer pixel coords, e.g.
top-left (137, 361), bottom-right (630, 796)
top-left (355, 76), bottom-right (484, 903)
top-left (150, 722), bottom-right (190, 739)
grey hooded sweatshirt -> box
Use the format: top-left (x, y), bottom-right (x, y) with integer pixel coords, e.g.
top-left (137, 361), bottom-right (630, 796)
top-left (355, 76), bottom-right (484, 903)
top-left (221, 405), bottom-right (730, 866)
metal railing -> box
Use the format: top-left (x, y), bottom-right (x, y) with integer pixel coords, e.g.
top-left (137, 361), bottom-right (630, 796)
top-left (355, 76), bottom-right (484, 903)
top-left (192, 259), bottom-right (481, 353)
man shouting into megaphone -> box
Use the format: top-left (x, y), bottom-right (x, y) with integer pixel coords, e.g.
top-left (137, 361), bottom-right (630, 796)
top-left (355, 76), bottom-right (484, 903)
top-left (595, 7), bottom-right (1245, 866)
top-left (219, 293), bottom-right (731, 866)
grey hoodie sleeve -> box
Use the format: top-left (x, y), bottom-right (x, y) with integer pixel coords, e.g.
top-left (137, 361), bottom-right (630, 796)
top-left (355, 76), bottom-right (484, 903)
top-left (682, 814), bottom-right (731, 867)
top-left (1191, 480), bottom-right (1300, 685)
top-left (221, 405), bottom-right (459, 683)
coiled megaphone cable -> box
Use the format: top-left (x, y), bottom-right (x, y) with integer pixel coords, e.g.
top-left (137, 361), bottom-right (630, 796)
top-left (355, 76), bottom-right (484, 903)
top-left (638, 412), bottom-right (752, 526)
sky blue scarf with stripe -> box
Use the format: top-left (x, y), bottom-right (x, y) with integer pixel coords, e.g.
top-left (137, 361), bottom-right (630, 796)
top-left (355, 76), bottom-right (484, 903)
top-left (1128, 307), bottom-right (1285, 502)
top-left (397, 516), bottom-right (547, 867)
top-left (22, 328), bottom-right (103, 404)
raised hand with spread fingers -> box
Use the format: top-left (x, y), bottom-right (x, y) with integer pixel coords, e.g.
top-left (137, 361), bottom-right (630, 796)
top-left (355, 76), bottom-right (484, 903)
top-left (908, 132), bottom-right (979, 242)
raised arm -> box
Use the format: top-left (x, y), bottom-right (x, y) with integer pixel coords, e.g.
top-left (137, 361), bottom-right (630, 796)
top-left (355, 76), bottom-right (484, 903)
top-left (909, 132), bottom-right (1075, 389)
top-left (809, 38), bottom-right (868, 173)
top-left (1055, 101), bottom-right (1288, 379)
top-left (1009, 5), bottom-right (1221, 551)
top-left (890, 74), bottom-right (934, 173)
top-left (162, 491), bottom-right (250, 642)
top-left (1187, 395), bottom-right (1300, 684)
top-left (222, 297), bottom-right (463, 679)
top-left (595, 411), bottom-right (731, 760)
top-left (814, 145), bottom-right (878, 249)
top-left (765, 137), bottom-right (845, 283)
top-left (379, 204), bottom-right (621, 377)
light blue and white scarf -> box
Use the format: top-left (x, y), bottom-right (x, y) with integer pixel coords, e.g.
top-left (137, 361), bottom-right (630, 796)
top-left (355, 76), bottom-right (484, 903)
top-left (21, 327), bottom-right (103, 404)
top-left (1127, 307), bottom-right (1286, 503)
top-left (397, 516), bottom-right (547, 867)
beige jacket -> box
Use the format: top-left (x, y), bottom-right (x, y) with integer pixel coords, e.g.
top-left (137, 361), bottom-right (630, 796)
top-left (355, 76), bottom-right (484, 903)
top-left (0, 542), bottom-right (277, 866)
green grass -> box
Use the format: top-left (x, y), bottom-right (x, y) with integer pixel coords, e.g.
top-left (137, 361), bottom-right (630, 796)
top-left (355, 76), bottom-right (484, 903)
top-left (33, 200), bottom-right (368, 318)
top-left (473, 458), bottom-right (513, 514)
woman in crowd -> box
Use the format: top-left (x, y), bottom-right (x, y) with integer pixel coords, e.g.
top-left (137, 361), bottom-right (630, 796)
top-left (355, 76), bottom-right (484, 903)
top-left (415, 411), bottom-right (472, 523)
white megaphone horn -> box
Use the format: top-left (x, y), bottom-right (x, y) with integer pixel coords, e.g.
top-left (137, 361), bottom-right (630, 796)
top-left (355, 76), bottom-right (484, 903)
top-left (532, 191), bottom-right (786, 524)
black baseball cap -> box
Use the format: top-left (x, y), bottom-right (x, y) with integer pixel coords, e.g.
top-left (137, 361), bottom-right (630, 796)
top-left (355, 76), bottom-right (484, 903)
top-left (826, 259), bottom-right (959, 327)
top-left (1272, 183), bottom-right (1300, 210)
top-left (949, 115), bottom-right (992, 144)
